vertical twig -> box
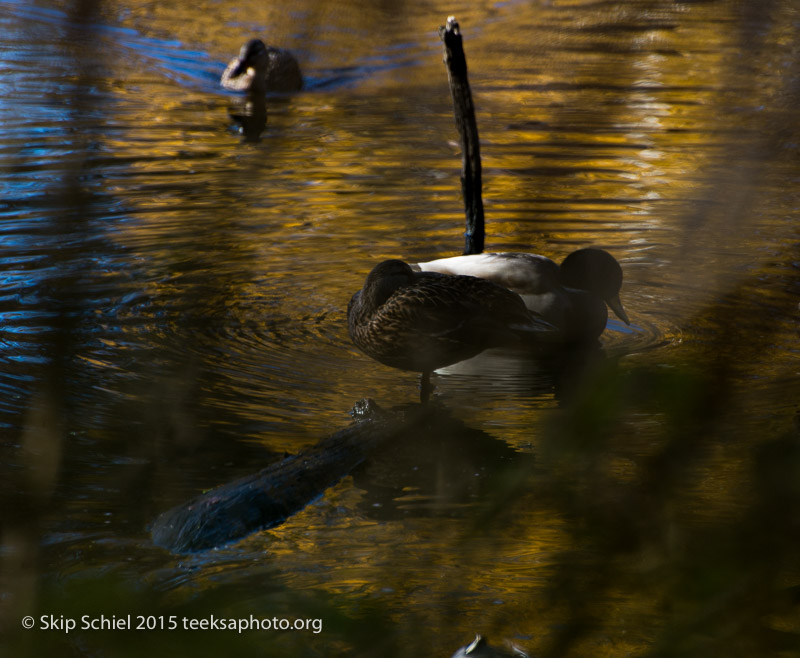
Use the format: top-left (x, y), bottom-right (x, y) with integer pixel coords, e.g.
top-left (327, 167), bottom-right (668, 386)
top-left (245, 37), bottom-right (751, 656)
top-left (440, 16), bottom-right (485, 255)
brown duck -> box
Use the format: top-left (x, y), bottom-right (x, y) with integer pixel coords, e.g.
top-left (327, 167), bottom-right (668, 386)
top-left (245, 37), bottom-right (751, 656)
top-left (348, 259), bottom-right (555, 402)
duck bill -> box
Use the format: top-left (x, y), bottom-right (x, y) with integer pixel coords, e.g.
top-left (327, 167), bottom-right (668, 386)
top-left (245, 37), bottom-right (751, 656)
top-left (607, 294), bottom-right (630, 325)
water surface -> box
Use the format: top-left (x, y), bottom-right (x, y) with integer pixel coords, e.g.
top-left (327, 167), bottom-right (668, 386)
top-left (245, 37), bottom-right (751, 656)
top-left (2, 0), bottom-right (799, 655)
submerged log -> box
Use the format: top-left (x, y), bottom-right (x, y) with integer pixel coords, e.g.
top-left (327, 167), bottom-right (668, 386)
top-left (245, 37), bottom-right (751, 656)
top-left (440, 16), bottom-right (485, 256)
top-left (152, 399), bottom-right (431, 553)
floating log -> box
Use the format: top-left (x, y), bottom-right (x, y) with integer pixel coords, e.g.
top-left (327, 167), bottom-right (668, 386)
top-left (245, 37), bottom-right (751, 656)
top-left (440, 16), bottom-right (485, 255)
top-left (151, 400), bottom-right (431, 553)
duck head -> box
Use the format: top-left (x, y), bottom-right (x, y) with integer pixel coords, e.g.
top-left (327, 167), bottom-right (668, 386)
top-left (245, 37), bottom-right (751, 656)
top-left (358, 259), bottom-right (416, 310)
top-left (228, 39), bottom-right (269, 80)
top-left (560, 248), bottom-right (630, 325)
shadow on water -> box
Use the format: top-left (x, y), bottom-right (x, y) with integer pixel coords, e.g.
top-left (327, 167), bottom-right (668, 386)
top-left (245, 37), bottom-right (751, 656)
top-left (350, 402), bottom-right (535, 521)
top-left (150, 397), bottom-right (544, 554)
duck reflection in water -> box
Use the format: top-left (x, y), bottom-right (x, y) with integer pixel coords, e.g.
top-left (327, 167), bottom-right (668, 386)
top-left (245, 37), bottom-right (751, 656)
top-left (347, 259), bottom-right (556, 403)
top-left (227, 95), bottom-right (267, 143)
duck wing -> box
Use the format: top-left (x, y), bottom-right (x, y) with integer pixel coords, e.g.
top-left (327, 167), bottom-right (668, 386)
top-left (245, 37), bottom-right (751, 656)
top-left (364, 274), bottom-right (547, 371)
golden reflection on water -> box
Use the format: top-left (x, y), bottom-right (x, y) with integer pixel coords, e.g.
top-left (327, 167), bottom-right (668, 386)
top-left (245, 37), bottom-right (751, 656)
top-left (2, 0), bottom-right (800, 655)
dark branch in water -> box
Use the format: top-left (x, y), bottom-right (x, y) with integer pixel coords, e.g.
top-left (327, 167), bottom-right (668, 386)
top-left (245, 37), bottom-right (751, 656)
top-left (151, 400), bottom-right (432, 553)
top-left (440, 16), bottom-right (485, 255)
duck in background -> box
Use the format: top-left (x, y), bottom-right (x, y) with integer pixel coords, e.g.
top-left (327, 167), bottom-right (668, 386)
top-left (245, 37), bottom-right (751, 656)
top-left (221, 38), bottom-right (303, 94)
top-left (347, 259), bottom-right (556, 403)
top-left (415, 247), bottom-right (629, 344)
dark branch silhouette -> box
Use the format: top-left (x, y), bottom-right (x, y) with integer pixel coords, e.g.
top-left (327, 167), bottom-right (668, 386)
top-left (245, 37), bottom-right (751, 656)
top-left (440, 16), bottom-right (485, 255)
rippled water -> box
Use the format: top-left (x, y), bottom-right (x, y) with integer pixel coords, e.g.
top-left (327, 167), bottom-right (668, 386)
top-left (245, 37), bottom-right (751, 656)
top-left (2, 0), bottom-right (799, 655)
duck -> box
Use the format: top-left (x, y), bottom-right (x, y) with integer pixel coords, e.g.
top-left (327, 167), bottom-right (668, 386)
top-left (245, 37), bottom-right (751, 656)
top-left (348, 259), bottom-right (555, 402)
top-left (221, 38), bottom-right (303, 94)
top-left (414, 247), bottom-right (629, 343)
top-left (451, 634), bottom-right (528, 658)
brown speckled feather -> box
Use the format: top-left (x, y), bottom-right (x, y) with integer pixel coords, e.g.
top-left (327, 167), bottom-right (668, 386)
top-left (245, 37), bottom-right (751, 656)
top-left (348, 260), bottom-right (553, 374)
